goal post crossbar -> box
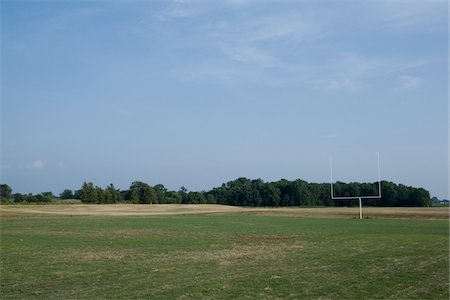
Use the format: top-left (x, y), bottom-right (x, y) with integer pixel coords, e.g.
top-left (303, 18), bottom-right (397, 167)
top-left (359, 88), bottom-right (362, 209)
top-left (329, 152), bottom-right (382, 219)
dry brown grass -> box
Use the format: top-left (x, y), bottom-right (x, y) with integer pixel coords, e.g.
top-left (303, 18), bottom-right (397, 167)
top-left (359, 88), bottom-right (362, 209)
top-left (140, 241), bottom-right (304, 267)
top-left (59, 249), bottom-right (129, 262)
top-left (0, 204), bottom-right (448, 220)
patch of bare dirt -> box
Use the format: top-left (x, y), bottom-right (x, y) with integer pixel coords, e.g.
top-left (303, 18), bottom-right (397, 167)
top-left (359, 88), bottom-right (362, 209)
top-left (237, 234), bottom-right (299, 243)
top-left (153, 242), bottom-right (304, 267)
top-left (59, 249), bottom-right (129, 262)
top-left (92, 229), bottom-right (174, 238)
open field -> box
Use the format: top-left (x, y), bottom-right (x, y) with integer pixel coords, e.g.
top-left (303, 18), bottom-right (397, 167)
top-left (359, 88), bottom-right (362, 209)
top-left (0, 205), bottom-right (448, 299)
top-left (0, 204), bottom-right (448, 220)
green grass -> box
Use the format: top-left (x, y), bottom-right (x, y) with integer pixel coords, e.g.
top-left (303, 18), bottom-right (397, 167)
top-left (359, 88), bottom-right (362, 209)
top-left (1, 215), bottom-right (448, 299)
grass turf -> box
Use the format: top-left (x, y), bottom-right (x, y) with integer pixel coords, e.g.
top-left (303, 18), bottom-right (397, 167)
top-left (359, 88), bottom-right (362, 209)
top-left (0, 215), bottom-right (448, 299)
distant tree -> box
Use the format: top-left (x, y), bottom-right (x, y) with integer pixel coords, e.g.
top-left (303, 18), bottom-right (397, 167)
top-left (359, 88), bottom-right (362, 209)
top-left (179, 186), bottom-right (190, 204)
top-left (60, 189), bottom-right (74, 199)
top-left (95, 186), bottom-right (105, 204)
top-left (250, 179), bottom-right (264, 206)
top-left (25, 193), bottom-right (38, 202)
top-left (153, 184), bottom-right (167, 204)
top-left (104, 189), bottom-right (113, 203)
top-left (129, 188), bottom-right (139, 204)
top-left (13, 193), bottom-right (26, 202)
top-left (380, 181), bottom-right (397, 206)
top-left (410, 188), bottom-right (431, 207)
top-left (262, 183), bottom-right (281, 206)
top-left (41, 192), bottom-right (55, 198)
top-left (36, 193), bottom-right (52, 202)
top-left (396, 184), bottom-right (411, 206)
top-left (431, 196), bottom-right (440, 206)
top-left (79, 182), bottom-right (97, 203)
top-left (166, 191), bottom-right (182, 204)
top-left (129, 181), bottom-right (156, 204)
top-left (206, 194), bottom-right (216, 204)
top-left (105, 184), bottom-right (121, 203)
top-left (73, 189), bottom-right (82, 199)
top-left (189, 192), bottom-right (206, 204)
top-left (0, 184), bottom-right (12, 200)
top-left (120, 190), bottom-right (129, 202)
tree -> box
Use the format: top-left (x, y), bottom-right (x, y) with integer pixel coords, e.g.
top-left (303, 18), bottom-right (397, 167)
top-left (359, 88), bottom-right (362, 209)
top-left (166, 191), bottom-right (182, 204)
top-left (105, 184), bottom-right (121, 203)
top-left (179, 186), bottom-right (190, 204)
top-left (431, 196), bottom-right (440, 206)
top-left (95, 186), bottom-right (105, 203)
top-left (0, 184), bottom-right (12, 200)
top-left (396, 184), bottom-right (411, 206)
top-left (129, 181), bottom-right (156, 204)
top-left (60, 189), bottom-right (74, 199)
top-left (153, 184), bottom-right (167, 204)
top-left (410, 188), bottom-right (431, 207)
top-left (73, 189), bottom-right (82, 199)
top-left (79, 182), bottom-right (97, 203)
top-left (13, 193), bottom-right (26, 202)
top-left (262, 183), bottom-right (281, 206)
top-left (206, 194), bottom-right (216, 204)
top-left (380, 181), bottom-right (397, 206)
top-left (25, 193), bottom-right (38, 202)
top-left (129, 188), bottom-right (139, 204)
top-left (189, 192), bottom-right (206, 204)
top-left (42, 191), bottom-right (55, 198)
top-left (36, 193), bottom-right (52, 202)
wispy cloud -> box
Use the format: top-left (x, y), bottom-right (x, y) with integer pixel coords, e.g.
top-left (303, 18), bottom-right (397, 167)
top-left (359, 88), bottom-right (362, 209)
top-left (30, 160), bottom-right (44, 169)
top-left (153, 0), bottom-right (212, 20)
top-left (367, 1), bottom-right (447, 32)
top-left (395, 75), bottom-right (424, 90)
top-left (152, 1), bottom-right (432, 90)
top-left (154, 0), bottom-right (259, 21)
top-left (211, 13), bottom-right (327, 66)
top-left (323, 78), bottom-right (364, 92)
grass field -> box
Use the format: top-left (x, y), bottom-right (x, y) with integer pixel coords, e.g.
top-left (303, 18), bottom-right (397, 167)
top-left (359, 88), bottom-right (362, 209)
top-left (0, 205), bottom-right (448, 299)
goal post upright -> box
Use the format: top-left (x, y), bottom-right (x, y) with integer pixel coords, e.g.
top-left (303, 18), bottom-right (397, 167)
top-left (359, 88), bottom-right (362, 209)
top-left (329, 152), bottom-right (382, 220)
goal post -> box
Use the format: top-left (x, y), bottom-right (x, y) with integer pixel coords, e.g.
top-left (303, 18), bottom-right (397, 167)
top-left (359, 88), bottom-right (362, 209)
top-left (329, 152), bottom-right (382, 219)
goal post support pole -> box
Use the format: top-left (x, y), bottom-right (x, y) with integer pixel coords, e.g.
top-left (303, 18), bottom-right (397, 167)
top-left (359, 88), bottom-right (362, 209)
top-left (359, 197), bottom-right (362, 220)
top-left (330, 153), bottom-right (381, 220)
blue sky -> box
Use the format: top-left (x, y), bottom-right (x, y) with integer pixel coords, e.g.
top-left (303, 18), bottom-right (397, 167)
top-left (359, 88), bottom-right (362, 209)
top-left (1, 0), bottom-right (448, 198)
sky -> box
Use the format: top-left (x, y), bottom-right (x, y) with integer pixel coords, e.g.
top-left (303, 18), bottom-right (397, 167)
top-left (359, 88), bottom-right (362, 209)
top-left (1, 0), bottom-right (448, 198)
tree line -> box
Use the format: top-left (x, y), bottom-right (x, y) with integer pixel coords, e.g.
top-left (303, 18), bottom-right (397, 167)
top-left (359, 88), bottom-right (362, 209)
top-left (0, 178), bottom-right (431, 207)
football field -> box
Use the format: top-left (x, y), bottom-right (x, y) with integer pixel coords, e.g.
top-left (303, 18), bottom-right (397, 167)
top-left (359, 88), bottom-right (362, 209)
top-left (0, 205), bottom-right (448, 299)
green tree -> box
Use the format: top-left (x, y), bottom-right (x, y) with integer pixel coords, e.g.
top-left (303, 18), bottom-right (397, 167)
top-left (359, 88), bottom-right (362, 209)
top-left (179, 186), bottom-right (189, 204)
top-left (13, 193), bottom-right (26, 202)
top-left (129, 181), bottom-right (156, 204)
top-left (206, 194), bottom-right (216, 204)
top-left (189, 192), bottom-right (206, 204)
top-left (0, 184), bottom-right (13, 200)
top-left (79, 182), bottom-right (97, 203)
top-left (410, 188), bottom-right (431, 207)
top-left (262, 183), bottom-right (281, 206)
top-left (166, 191), bottom-right (182, 204)
top-left (36, 193), bottom-right (52, 202)
top-left (380, 181), bottom-right (397, 206)
top-left (129, 189), bottom-right (139, 204)
top-left (95, 186), bottom-right (105, 203)
top-left (42, 191), bottom-right (55, 198)
top-left (153, 184), bottom-right (167, 204)
top-left (105, 184), bottom-right (121, 203)
top-left (60, 189), bottom-right (74, 199)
